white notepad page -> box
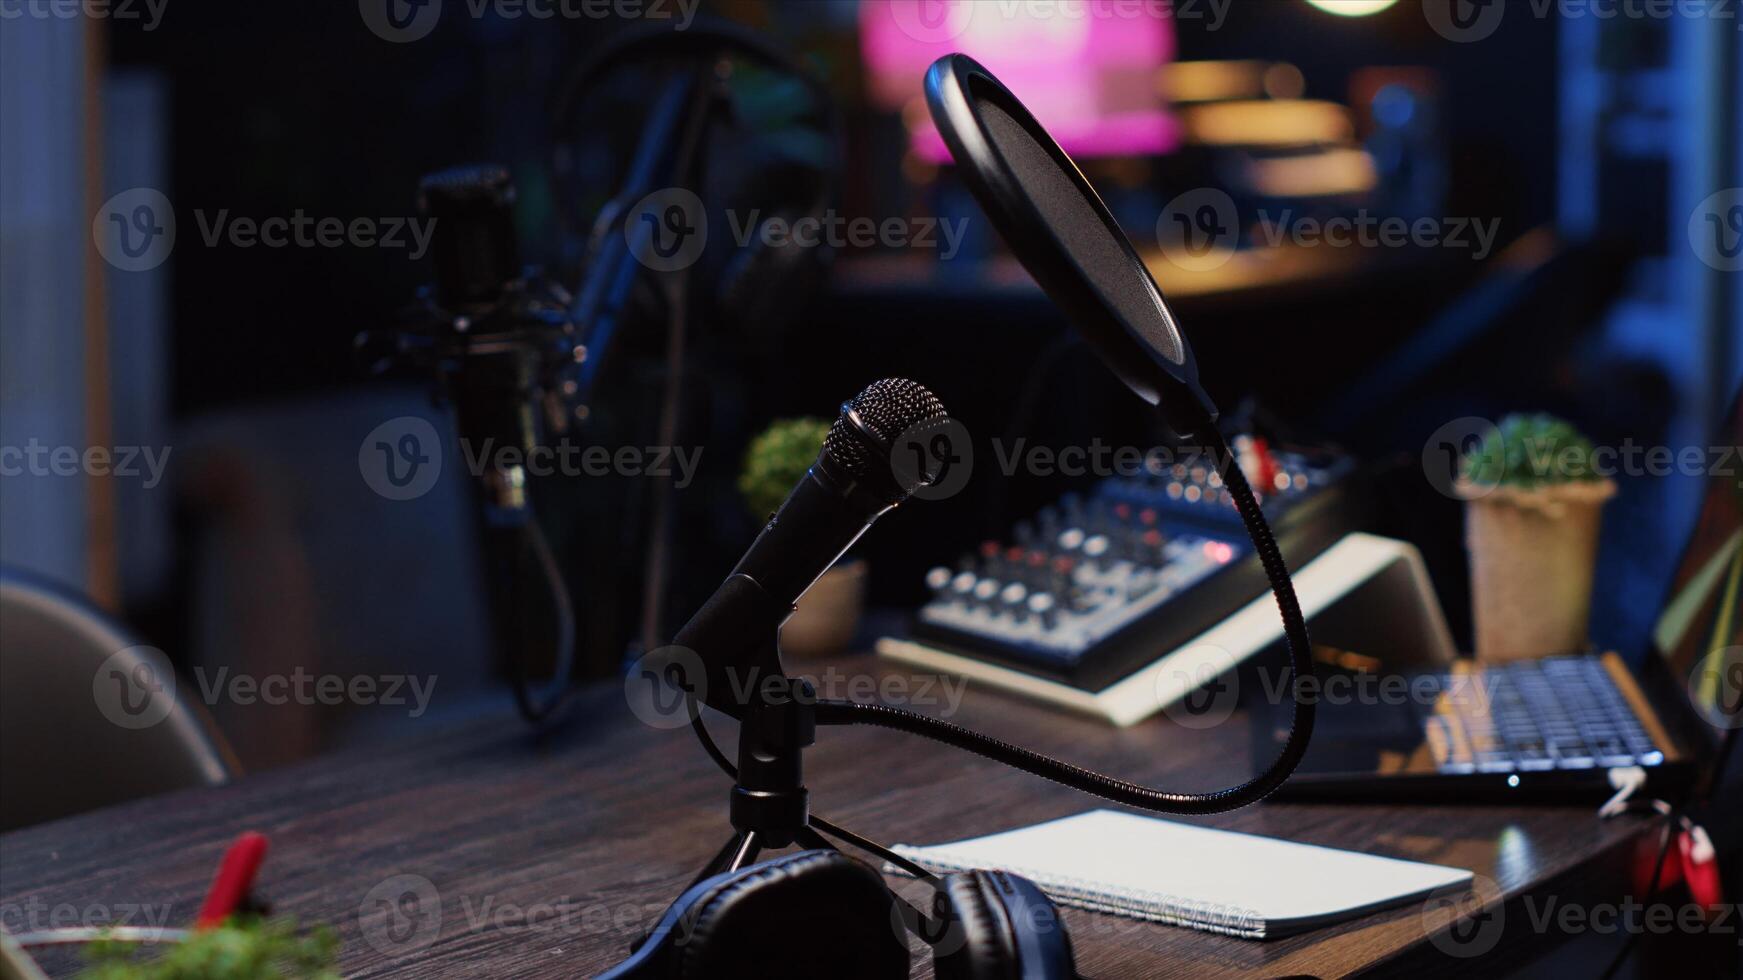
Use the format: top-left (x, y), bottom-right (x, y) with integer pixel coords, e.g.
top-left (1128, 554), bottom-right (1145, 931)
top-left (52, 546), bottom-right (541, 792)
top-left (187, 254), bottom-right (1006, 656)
top-left (891, 809), bottom-right (1473, 939)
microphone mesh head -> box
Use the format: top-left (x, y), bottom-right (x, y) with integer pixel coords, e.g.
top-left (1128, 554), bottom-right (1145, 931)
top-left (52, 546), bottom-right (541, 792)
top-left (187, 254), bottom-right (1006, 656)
top-left (824, 379), bottom-right (948, 497)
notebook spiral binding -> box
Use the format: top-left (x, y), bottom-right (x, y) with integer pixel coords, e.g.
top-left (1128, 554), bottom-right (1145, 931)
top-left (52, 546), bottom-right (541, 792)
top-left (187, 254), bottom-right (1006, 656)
top-left (886, 852), bottom-right (1268, 940)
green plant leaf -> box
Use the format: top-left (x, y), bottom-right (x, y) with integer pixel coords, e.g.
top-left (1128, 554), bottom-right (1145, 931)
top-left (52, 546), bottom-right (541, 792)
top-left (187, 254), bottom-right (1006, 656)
top-left (1460, 413), bottom-right (1605, 487)
top-left (79, 917), bottom-right (339, 980)
top-left (739, 417), bottom-right (831, 520)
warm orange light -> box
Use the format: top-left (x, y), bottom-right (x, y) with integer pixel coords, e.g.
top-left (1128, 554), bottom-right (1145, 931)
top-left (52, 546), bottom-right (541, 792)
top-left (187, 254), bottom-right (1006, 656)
top-left (1243, 148), bottom-right (1378, 197)
top-left (1179, 101), bottom-right (1355, 147)
top-left (1158, 61), bottom-right (1267, 104)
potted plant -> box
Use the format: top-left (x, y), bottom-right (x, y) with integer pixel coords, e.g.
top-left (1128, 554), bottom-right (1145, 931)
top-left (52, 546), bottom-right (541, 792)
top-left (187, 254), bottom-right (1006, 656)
top-left (1457, 413), bottom-right (1616, 663)
top-left (739, 417), bottom-right (867, 658)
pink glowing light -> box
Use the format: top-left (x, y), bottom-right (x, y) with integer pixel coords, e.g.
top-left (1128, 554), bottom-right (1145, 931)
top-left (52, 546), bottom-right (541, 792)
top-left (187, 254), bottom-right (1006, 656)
top-left (860, 0), bottom-right (1181, 161)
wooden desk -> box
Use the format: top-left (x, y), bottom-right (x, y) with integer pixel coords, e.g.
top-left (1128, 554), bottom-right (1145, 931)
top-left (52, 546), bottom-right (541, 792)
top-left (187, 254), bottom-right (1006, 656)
top-left (0, 656), bottom-right (1658, 978)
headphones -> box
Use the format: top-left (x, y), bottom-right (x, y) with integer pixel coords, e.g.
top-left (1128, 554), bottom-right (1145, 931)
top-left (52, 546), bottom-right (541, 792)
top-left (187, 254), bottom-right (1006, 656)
top-left (595, 850), bottom-right (1076, 979)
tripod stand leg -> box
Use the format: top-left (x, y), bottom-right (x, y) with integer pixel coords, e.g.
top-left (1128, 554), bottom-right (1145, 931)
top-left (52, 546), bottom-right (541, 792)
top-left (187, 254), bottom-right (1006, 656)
top-left (725, 830), bottom-right (762, 871)
top-left (684, 832), bottom-right (745, 893)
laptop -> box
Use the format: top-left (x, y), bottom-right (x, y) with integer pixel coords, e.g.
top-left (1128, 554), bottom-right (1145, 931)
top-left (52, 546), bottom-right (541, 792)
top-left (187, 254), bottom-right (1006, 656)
top-left (1259, 392), bottom-right (1742, 803)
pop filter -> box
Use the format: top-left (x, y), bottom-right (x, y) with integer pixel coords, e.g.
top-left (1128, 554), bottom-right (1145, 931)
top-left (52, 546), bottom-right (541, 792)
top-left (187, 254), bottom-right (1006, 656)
top-left (924, 53), bottom-right (1215, 434)
top-left (785, 54), bottom-right (1316, 816)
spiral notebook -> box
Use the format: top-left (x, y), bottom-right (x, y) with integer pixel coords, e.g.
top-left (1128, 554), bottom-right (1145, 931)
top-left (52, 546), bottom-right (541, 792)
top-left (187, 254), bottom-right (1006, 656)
top-left (890, 810), bottom-right (1472, 940)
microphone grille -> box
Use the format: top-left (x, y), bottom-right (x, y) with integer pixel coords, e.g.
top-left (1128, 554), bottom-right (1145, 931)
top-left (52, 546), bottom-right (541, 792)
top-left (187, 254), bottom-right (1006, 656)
top-left (824, 378), bottom-right (948, 489)
top-left (847, 378), bottom-right (947, 441)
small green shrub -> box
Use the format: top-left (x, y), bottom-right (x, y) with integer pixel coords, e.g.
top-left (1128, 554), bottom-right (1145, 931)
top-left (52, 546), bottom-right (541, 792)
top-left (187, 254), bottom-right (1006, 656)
top-left (79, 918), bottom-right (338, 980)
top-left (739, 417), bottom-right (830, 520)
top-left (1461, 413), bottom-right (1604, 488)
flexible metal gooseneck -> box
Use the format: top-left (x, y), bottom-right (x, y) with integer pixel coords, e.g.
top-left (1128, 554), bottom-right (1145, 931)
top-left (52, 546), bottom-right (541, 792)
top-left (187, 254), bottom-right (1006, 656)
top-left (690, 404), bottom-right (1316, 819)
top-left (813, 409), bottom-right (1316, 814)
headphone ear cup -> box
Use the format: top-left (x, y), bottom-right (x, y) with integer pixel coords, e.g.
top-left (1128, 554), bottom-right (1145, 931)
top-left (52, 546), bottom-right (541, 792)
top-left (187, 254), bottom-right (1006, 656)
top-left (933, 870), bottom-right (1077, 980)
top-left (672, 850), bottom-right (909, 980)
top-left (933, 872), bottom-right (1017, 980)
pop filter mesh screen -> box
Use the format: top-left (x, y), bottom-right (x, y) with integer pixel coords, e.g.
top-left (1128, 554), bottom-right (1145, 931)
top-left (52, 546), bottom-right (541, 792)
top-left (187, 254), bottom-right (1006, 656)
top-left (976, 94), bottom-right (1186, 367)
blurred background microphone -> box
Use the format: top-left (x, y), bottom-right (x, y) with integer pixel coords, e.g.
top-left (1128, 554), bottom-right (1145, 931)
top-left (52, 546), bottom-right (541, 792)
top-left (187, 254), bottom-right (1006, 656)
top-left (359, 165), bottom-right (588, 726)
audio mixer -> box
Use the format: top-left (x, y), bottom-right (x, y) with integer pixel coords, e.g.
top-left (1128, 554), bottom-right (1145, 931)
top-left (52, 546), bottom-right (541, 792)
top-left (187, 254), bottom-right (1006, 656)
top-left (909, 439), bottom-right (1358, 691)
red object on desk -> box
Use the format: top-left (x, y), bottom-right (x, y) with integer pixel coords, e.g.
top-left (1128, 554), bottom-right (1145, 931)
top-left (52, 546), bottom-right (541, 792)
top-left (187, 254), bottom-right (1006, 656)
top-left (1632, 820), bottom-right (1725, 916)
top-left (1678, 823), bottom-right (1724, 910)
top-left (195, 831), bottom-right (269, 929)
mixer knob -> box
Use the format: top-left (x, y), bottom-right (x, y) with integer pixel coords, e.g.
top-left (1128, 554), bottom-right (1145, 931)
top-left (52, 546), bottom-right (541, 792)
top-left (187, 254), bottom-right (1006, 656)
top-left (950, 571), bottom-right (977, 601)
top-left (1057, 527), bottom-right (1085, 551)
top-left (1141, 528), bottom-right (1166, 567)
top-left (1082, 534), bottom-right (1110, 562)
top-left (1012, 520), bottom-right (1036, 546)
top-left (972, 578), bottom-right (1001, 605)
top-left (1026, 592), bottom-right (1058, 629)
top-left (926, 566), bottom-right (953, 592)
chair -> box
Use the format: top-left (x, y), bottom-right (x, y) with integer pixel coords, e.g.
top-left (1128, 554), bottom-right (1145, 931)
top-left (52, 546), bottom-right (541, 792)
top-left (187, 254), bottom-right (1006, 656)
top-left (0, 569), bottom-right (233, 832)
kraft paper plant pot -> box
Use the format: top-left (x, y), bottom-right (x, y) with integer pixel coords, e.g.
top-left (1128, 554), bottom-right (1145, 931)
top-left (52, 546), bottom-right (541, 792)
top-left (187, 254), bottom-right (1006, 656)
top-left (778, 559), bottom-right (868, 659)
top-left (1459, 478), bottom-right (1616, 663)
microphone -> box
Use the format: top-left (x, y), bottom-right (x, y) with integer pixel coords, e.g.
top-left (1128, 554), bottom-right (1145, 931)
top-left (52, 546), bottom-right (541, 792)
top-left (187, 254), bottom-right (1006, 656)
top-left (795, 54), bottom-right (1318, 816)
top-left (671, 378), bottom-right (948, 716)
top-left (358, 165), bottom-right (588, 728)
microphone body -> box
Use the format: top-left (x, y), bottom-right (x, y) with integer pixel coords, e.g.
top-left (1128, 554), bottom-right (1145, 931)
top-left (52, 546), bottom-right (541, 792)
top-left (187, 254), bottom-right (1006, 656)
top-left (727, 452), bottom-right (894, 609)
top-left (671, 379), bottom-right (947, 716)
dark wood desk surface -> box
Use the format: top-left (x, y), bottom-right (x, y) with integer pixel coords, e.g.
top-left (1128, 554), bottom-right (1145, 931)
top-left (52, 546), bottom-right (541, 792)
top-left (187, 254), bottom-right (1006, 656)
top-left (0, 655), bottom-right (1658, 978)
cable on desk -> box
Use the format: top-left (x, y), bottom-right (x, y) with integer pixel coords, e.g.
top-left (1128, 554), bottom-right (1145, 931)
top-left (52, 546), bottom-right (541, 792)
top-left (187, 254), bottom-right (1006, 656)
top-left (511, 519), bottom-right (579, 728)
top-left (813, 424), bottom-right (1317, 816)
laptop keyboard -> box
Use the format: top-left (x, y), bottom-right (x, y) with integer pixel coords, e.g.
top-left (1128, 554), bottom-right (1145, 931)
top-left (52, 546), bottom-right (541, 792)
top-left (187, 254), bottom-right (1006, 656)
top-left (1420, 656), bottom-right (1665, 775)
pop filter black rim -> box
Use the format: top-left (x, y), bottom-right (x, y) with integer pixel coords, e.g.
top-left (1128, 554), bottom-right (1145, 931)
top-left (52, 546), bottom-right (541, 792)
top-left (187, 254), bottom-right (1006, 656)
top-left (924, 53), bottom-right (1216, 432)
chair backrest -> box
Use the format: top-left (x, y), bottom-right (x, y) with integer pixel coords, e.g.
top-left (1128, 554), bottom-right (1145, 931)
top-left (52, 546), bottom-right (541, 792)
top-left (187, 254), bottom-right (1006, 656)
top-left (0, 570), bottom-right (232, 832)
